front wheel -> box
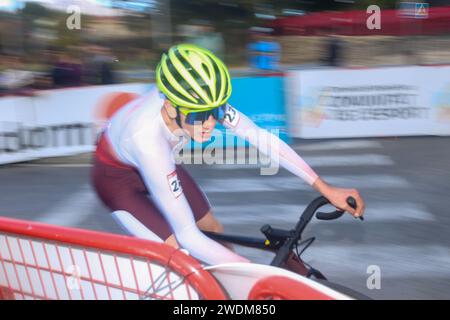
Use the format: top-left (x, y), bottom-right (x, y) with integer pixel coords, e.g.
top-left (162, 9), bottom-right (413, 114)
top-left (283, 252), bottom-right (327, 280)
top-left (281, 253), bottom-right (372, 300)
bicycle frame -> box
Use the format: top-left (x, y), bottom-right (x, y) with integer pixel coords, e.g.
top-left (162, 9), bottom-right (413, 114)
top-left (203, 230), bottom-right (320, 278)
top-left (203, 196), bottom-right (350, 279)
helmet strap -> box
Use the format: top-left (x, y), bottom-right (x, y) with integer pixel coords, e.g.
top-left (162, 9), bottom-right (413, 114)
top-left (175, 107), bottom-right (182, 128)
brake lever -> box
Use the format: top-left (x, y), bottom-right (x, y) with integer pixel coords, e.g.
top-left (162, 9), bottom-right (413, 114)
top-left (348, 197), bottom-right (364, 221)
top-left (315, 197), bottom-right (364, 221)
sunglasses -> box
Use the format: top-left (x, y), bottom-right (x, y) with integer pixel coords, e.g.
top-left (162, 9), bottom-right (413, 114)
top-left (180, 104), bottom-right (227, 125)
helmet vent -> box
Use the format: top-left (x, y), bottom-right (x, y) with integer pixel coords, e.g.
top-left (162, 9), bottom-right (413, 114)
top-left (202, 63), bottom-right (210, 78)
top-left (190, 90), bottom-right (200, 99)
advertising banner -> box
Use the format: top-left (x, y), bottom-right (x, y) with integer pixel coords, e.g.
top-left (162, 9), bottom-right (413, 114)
top-left (286, 66), bottom-right (450, 138)
top-left (0, 84), bottom-right (149, 165)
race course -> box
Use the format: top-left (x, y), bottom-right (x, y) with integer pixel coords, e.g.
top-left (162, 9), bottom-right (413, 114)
top-left (1, 136), bottom-right (449, 299)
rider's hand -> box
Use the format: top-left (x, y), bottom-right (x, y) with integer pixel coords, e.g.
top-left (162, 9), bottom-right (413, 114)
top-left (313, 178), bottom-right (365, 218)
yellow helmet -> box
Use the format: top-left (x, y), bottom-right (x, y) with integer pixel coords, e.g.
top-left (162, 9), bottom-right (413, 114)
top-left (156, 44), bottom-right (232, 111)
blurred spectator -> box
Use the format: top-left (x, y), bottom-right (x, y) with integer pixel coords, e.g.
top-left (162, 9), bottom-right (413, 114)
top-left (0, 54), bottom-right (35, 95)
top-left (247, 29), bottom-right (281, 71)
top-left (83, 46), bottom-right (117, 85)
top-left (51, 52), bottom-right (82, 87)
top-left (323, 33), bottom-right (344, 67)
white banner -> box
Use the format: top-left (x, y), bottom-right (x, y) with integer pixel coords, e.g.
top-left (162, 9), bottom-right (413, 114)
top-left (0, 83), bottom-right (149, 165)
top-left (286, 66), bottom-right (450, 138)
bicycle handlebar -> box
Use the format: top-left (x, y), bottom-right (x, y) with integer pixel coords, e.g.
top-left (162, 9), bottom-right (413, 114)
top-left (269, 196), bottom-right (362, 267)
top-left (316, 197), bottom-right (363, 221)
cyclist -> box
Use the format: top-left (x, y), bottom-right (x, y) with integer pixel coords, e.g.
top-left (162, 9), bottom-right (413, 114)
top-left (91, 44), bottom-right (365, 266)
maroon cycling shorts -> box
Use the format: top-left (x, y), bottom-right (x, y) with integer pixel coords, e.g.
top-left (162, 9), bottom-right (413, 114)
top-left (91, 133), bottom-right (211, 240)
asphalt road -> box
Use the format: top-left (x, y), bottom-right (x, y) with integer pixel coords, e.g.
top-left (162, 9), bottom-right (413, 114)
top-left (1, 136), bottom-right (449, 299)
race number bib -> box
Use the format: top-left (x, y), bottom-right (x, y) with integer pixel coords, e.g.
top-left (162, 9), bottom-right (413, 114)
top-left (167, 171), bottom-right (183, 198)
top-left (223, 104), bottom-right (240, 128)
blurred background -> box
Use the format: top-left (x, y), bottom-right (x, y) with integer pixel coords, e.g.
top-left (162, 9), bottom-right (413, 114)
top-left (1, 0), bottom-right (450, 92)
top-left (1, 0), bottom-right (450, 300)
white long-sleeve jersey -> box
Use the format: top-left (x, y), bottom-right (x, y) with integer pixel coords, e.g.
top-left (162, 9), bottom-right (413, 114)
top-left (105, 86), bottom-right (318, 265)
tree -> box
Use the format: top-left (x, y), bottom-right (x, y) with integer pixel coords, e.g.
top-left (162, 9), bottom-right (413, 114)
top-left (20, 2), bottom-right (52, 19)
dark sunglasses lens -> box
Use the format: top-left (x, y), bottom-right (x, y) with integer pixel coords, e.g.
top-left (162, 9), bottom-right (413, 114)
top-left (185, 105), bottom-right (226, 124)
top-left (218, 104), bottom-right (226, 119)
top-left (211, 108), bottom-right (220, 120)
top-left (198, 111), bottom-right (210, 122)
top-left (186, 111), bottom-right (208, 124)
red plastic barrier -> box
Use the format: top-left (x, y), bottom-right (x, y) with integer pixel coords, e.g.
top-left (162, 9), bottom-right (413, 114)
top-left (248, 275), bottom-right (335, 300)
top-left (0, 216), bottom-right (227, 300)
